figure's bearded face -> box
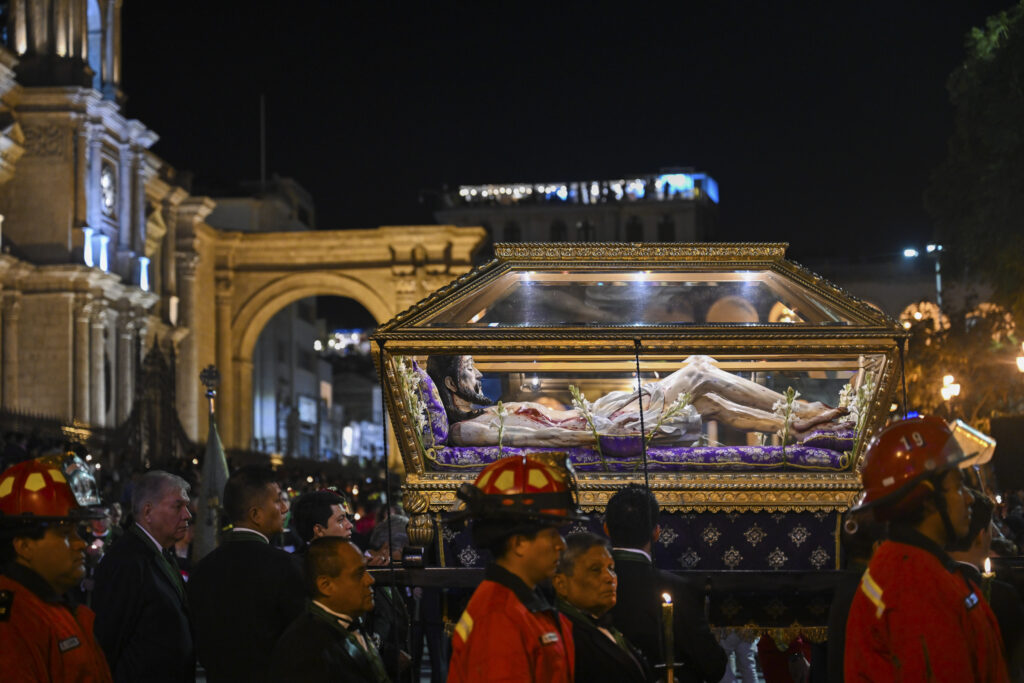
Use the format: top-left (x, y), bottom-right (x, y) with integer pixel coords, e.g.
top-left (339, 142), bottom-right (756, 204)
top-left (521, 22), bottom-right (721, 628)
top-left (452, 356), bottom-right (492, 407)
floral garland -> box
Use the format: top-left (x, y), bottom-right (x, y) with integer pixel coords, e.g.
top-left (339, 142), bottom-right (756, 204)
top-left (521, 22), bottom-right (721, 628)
top-left (569, 385), bottom-right (607, 470)
top-left (772, 386), bottom-right (800, 461)
top-left (646, 391), bottom-right (694, 446)
top-left (495, 400), bottom-right (508, 456)
top-left (839, 371), bottom-right (876, 460)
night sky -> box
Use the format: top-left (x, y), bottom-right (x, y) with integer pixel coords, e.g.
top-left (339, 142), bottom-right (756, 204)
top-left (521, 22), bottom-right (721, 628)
top-left (121, 2), bottom-right (1012, 261)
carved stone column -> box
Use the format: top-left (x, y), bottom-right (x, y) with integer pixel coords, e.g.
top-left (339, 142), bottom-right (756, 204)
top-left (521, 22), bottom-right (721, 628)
top-left (89, 308), bottom-right (107, 427)
top-left (73, 298), bottom-right (91, 421)
top-left (237, 358), bottom-right (253, 450)
top-left (215, 274), bottom-right (234, 447)
top-left (117, 142), bottom-right (132, 250)
top-left (1, 294), bottom-right (19, 408)
top-left (175, 252), bottom-right (199, 440)
top-left (116, 313), bottom-right (135, 424)
top-left (132, 148), bottom-right (146, 256)
top-left (86, 122), bottom-right (103, 230)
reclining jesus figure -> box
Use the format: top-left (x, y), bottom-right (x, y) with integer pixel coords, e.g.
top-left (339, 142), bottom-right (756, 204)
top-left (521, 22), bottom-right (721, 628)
top-left (425, 355), bottom-right (847, 448)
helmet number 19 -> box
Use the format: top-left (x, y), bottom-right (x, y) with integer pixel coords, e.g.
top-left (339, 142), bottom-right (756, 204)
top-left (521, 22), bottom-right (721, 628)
top-left (899, 432), bottom-right (926, 451)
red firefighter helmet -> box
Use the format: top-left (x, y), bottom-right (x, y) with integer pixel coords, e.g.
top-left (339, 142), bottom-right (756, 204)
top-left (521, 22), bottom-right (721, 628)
top-left (852, 415), bottom-right (969, 519)
top-left (0, 453), bottom-right (104, 529)
top-left (453, 454), bottom-right (587, 524)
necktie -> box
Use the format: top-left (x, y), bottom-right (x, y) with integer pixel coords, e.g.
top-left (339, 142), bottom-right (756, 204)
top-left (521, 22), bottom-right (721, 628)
top-left (160, 548), bottom-right (186, 598)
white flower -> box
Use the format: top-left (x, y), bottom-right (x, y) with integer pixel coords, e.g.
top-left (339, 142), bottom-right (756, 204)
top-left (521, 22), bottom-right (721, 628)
top-left (773, 386), bottom-right (800, 440)
top-left (837, 383), bottom-right (854, 410)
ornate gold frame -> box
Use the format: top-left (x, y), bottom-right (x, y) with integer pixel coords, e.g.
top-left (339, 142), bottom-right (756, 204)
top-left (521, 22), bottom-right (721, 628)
top-left (375, 243), bottom-right (907, 516)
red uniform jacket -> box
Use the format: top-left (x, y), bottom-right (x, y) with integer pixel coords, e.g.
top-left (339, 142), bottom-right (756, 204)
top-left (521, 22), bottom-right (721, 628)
top-left (0, 564), bottom-right (112, 683)
top-left (845, 527), bottom-right (1009, 682)
top-left (448, 563), bottom-right (574, 683)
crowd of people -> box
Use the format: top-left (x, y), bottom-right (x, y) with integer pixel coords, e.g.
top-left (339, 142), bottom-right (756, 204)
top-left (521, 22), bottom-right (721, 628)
top-left (1, 414), bottom-right (1023, 681)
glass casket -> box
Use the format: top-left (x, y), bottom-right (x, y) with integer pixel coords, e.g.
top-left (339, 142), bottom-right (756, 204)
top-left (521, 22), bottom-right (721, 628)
top-left (373, 243), bottom-right (906, 596)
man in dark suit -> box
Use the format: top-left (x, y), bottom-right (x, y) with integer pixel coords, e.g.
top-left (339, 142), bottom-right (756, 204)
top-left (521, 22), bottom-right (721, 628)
top-left (271, 536), bottom-right (389, 682)
top-left (951, 493), bottom-right (1024, 681)
top-left (552, 532), bottom-right (653, 683)
top-left (187, 466), bottom-right (306, 683)
top-left (93, 470), bottom-right (195, 682)
top-left (605, 484), bottom-right (727, 683)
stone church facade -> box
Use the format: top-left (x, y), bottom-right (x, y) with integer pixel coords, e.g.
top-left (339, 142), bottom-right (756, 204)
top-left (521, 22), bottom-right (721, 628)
top-left (0, 2), bottom-right (485, 464)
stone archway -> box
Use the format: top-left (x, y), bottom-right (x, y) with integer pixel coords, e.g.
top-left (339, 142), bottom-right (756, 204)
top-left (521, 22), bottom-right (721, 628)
top-left (197, 225), bottom-right (486, 453)
top-left (230, 272), bottom-right (389, 455)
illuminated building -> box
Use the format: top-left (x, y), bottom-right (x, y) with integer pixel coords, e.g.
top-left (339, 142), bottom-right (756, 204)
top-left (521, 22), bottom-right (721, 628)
top-left (434, 169), bottom-right (719, 246)
top-left (0, 1), bottom-right (186, 437)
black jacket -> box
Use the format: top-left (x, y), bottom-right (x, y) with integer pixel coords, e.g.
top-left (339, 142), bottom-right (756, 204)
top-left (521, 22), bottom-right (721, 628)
top-left (188, 529), bottom-right (306, 683)
top-left (92, 524), bottom-right (195, 683)
top-left (271, 602), bottom-right (390, 683)
top-left (557, 597), bottom-right (654, 683)
top-left (956, 561), bottom-right (1024, 682)
top-left (610, 548), bottom-right (727, 683)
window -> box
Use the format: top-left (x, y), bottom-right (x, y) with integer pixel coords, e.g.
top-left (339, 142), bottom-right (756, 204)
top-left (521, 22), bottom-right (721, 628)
top-left (550, 220), bottom-right (567, 242)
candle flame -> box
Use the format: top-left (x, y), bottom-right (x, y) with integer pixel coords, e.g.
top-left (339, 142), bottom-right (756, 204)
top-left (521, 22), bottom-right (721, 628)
top-left (984, 557), bottom-right (992, 574)
top-left (662, 593), bottom-right (672, 605)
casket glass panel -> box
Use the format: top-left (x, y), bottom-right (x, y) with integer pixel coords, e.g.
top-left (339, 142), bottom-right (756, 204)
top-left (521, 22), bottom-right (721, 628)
top-left (414, 270), bottom-right (862, 327)
top-left (394, 351), bottom-right (882, 473)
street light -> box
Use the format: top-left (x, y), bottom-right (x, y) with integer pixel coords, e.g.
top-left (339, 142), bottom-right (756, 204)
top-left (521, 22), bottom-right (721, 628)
top-left (904, 244), bottom-right (943, 309)
top-left (1017, 342), bottom-right (1024, 373)
top-left (940, 374), bottom-right (961, 401)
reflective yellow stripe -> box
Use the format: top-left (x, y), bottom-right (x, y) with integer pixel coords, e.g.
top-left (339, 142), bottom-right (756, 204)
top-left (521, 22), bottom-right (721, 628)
top-left (454, 610), bottom-right (474, 643)
top-left (860, 568), bottom-right (886, 619)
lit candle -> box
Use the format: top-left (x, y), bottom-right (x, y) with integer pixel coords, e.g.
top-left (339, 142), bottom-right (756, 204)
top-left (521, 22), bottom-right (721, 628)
top-left (662, 592), bottom-right (674, 683)
top-left (982, 557), bottom-right (995, 603)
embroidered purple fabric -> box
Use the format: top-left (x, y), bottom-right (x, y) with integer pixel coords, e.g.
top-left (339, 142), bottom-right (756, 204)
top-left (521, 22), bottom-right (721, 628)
top-left (425, 443), bottom-right (850, 472)
top-left (412, 360), bottom-right (448, 447)
top-left (798, 428), bottom-right (855, 452)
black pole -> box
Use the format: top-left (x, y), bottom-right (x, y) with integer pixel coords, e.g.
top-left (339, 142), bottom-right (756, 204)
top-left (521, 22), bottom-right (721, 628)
top-left (899, 339), bottom-right (909, 419)
top-left (374, 339), bottom-right (400, 678)
top-left (633, 339), bottom-right (650, 491)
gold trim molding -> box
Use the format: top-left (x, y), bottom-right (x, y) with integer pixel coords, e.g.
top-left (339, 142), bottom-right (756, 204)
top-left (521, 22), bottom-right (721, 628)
top-left (403, 472), bottom-right (861, 514)
top-left (494, 242), bottom-right (790, 262)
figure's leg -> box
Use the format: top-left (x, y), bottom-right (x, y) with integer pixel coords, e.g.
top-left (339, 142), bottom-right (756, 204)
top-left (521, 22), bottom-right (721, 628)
top-left (660, 356), bottom-right (839, 420)
top-left (694, 393), bottom-right (846, 436)
top-left (692, 393), bottom-right (783, 433)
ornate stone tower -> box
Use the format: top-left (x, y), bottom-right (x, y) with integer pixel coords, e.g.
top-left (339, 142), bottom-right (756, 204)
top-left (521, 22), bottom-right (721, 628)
top-left (0, 0), bottom-right (151, 279)
top-left (6, 0), bottom-right (122, 98)
top-left (0, 1), bottom-right (189, 433)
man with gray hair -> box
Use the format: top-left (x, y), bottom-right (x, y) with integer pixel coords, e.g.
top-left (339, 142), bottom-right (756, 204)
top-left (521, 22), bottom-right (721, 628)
top-left (93, 470), bottom-right (195, 682)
